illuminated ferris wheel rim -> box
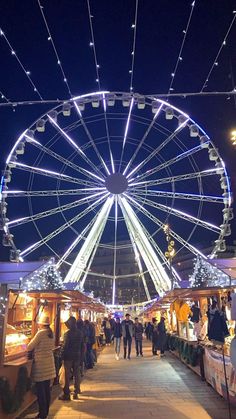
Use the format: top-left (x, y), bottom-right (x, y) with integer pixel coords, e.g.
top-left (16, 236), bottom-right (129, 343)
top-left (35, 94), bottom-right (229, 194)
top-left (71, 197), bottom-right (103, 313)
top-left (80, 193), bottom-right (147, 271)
top-left (0, 90), bottom-right (233, 304)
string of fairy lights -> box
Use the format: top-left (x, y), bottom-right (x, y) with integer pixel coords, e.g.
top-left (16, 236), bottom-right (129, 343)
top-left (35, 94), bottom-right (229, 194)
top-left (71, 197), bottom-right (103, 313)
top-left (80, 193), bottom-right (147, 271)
top-left (129, 0), bottom-right (139, 92)
top-left (0, 27), bottom-right (43, 100)
top-left (87, 0), bottom-right (101, 90)
top-left (201, 10), bottom-right (236, 92)
top-left (168, 0), bottom-right (196, 95)
top-left (37, 0), bottom-right (73, 97)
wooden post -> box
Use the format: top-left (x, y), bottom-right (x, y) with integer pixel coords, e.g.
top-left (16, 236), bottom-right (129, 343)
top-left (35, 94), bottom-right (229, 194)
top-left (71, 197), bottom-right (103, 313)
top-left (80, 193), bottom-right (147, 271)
top-left (55, 303), bottom-right (61, 347)
top-left (0, 285), bottom-right (9, 366)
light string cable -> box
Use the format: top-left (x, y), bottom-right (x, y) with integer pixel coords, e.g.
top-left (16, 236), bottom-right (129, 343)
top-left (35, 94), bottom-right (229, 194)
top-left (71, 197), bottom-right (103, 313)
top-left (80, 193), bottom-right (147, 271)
top-left (168, 1), bottom-right (196, 95)
top-left (129, 0), bottom-right (139, 92)
top-left (201, 10), bottom-right (236, 92)
top-left (0, 90), bottom-right (10, 103)
top-left (37, 0), bottom-right (73, 97)
top-left (0, 27), bottom-right (43, 100)
top-left (87, 0), bottom-right (115, 174)
top-left (87, 0), bottom-right (101, 90)
top-left (38, 0), bottom-right (108, 178)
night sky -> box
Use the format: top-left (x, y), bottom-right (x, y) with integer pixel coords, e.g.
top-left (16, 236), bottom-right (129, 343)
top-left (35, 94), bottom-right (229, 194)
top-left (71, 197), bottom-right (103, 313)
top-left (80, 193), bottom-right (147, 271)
top-left (0, 0), bottom-right (236, 264)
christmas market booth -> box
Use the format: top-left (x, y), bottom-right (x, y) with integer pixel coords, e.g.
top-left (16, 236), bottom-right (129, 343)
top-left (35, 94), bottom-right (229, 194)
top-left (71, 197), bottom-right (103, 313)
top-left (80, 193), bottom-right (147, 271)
top-left (149, 285), bottom-right (236, 405)
top-left (0, 259), bottom-right (105, 418)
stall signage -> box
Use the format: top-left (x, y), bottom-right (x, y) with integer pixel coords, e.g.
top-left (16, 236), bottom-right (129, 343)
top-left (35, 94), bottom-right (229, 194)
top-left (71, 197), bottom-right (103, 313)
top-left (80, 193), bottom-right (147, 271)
top-left (204, 348), bottom-right (236, 404)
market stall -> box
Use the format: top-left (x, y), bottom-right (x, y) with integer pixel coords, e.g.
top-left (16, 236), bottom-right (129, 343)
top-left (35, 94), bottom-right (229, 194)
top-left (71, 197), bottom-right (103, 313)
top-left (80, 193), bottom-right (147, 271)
top-left (0, 286), bottom-right (105, 418)
top-left (147, 286), bottom-right (236, 404)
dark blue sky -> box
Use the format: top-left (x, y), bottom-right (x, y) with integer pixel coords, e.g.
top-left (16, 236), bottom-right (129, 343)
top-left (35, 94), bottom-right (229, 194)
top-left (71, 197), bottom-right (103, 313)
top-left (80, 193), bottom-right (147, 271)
top-left (0, 0), bottom-right (236, 262)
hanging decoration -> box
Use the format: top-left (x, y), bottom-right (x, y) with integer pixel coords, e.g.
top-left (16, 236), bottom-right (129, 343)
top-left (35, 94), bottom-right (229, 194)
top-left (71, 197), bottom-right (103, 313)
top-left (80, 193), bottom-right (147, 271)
top-left (20, 259), bottom-right (64, 291)
top-left (189, 256), bottom-right (230, 288)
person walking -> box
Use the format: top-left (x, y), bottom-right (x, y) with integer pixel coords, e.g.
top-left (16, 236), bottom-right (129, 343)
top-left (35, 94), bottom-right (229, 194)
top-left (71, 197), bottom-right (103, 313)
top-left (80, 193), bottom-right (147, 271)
top-left (27, 315), bottom-right (56, 419)
top-left (121, 313), bottom-right (134, 359)
top-left (156, 316), bottom-right (167, 359)
top-left (84, 319), bottom-right (96, 369)
top-left (151, 318), bottom-right (158, 356)
top-left (134, 317), bottom-right (144, 356)
top-left (59, 316), bottom-right (84, 400)
top-left (102, 316), bottom-right (112, 345)
top-left (113, 317), bottom-right (122, 360)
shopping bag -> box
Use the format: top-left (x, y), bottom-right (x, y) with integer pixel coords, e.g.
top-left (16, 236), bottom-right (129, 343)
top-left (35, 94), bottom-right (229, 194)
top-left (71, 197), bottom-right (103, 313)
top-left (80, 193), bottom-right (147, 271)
top-left (59, 363), bottom-right (65, 387)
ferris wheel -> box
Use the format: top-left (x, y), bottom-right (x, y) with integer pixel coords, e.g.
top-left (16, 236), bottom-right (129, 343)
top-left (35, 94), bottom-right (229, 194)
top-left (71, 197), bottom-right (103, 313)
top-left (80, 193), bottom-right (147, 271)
top-left (0, 91), bottom-right (233, 304)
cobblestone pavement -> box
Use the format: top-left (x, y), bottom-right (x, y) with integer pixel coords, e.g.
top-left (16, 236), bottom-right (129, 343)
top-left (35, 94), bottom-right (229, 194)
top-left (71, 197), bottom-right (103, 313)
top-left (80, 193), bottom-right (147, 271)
top-left (21, 341), bottom-right (235, 419)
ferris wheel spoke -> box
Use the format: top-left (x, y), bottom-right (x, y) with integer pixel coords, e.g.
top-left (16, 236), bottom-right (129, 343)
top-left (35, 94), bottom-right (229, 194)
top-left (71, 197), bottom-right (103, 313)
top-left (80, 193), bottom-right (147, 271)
top-left (56, 211), bottom-right (102, 269)
top-left (102, 93), bottom-right (115, 174)
top-left (7, 190), bottom-right (107, 227)
top-left (25, 133), bottom-right (105, 184)
top-left (20, 192), bottom-right (109, 257)
top-left (124, 193), bottom-right (208, 260)
top-left (119, 98), bottom-right (134, 172)
top-left (48, 115), bottom-right (105, 179)
top-left (129, 192), bottom-right (221, 232)
top-left (128, 168), bottom-right (217, 188)
top-left (119, 196), bottom-right (171, 293)
top-left (65, 196), bottom-right (114, 285)
top-left (123, 104), bottom-right (163, 176)
top-left (3, 187), bottom-right (106, 198)
top-left (129, 143), bottom-right (209, 183)
top-left (128, 208), bottom-right (180, 285)
top-left (126, 117), bottom-right (188, 179)
top-left (130, 189), bottom-right (224, 204)
top-left (74, 100), bottom-right (111, 175)
top-left (9, 161), bottom-right (98, 187)
top-left (119, 203), bottom-right (151, 300)
top-left (112, 196), bottom-right (118, 304)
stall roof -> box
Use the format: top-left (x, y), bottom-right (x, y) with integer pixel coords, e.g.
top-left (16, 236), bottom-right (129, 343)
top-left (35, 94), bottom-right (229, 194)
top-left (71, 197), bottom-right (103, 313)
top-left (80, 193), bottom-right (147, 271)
top-left (147, 285), bottom-right (234, 312)
top-left (8, 289), bottom-right (105, 313)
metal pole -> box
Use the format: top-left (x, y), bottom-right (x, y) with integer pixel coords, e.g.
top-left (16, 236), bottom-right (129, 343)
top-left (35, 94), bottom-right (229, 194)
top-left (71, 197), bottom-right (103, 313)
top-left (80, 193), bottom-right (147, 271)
top-left (222, 346), bottom-right (232, 419)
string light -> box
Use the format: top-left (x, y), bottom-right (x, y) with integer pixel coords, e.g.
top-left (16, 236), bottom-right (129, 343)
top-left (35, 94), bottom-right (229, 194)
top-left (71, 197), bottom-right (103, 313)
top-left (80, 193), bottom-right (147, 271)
top-left (168, 1), bottom-right (196, 95)
top-left (190, 255), bottom-right (230, 288)
top-left (21, 258), bottom-right (64, 291)
top-left (201, 10), bottom-right (236, 91)
top-left (0, 90), bottom-right (10, 103)
top-left (37, 0), bottom-right (73, 97)
top-left (0, 26), bottom-right (43, 100)
top-left (129, 0), bottom-right (139, 92)
top-left (87, 0), bottom-right (101, 89)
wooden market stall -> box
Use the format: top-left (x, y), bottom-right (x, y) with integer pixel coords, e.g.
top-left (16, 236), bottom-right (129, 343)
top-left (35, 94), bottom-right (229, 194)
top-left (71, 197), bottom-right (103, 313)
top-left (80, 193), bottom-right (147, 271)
top-left (147, 286), bottom-right (236, 405)
top-left (0, 287), bottom-right (105, 419)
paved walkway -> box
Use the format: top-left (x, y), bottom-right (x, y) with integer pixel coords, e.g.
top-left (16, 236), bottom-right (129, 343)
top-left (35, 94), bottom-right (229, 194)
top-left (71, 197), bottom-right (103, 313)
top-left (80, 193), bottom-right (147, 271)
top-left (21, 341), bottom-right (235, 419)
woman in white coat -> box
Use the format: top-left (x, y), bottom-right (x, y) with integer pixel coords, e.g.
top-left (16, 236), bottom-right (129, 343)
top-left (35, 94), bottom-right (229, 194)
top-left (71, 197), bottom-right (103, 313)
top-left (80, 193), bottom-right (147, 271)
top-left (28, 315), bottom-right (56, 419)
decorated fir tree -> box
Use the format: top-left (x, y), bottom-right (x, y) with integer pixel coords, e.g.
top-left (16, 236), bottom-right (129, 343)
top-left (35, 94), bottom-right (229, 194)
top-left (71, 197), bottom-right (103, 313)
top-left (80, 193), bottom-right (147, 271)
top-left (21, 259), bottom-right (64, 291)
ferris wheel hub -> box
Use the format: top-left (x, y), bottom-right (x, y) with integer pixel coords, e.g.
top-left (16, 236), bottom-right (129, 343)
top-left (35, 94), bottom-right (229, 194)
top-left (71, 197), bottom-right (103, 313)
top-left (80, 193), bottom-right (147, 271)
top-left (105, 173), bottom-right (128, 194)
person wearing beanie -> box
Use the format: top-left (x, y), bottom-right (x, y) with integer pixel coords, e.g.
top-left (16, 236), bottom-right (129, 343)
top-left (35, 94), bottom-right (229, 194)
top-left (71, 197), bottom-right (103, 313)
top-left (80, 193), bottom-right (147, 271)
top-left (59, 316), bottom-right (84, 401)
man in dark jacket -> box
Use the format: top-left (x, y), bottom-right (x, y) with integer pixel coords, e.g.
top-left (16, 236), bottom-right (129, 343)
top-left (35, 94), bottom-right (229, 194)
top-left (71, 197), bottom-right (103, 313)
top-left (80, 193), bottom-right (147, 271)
top-left (59, 316), bottom-right (84, 401)
top-left (134, 317), bottom-right (144, 356)
top-left (121, 313), bottom-right (134, 359)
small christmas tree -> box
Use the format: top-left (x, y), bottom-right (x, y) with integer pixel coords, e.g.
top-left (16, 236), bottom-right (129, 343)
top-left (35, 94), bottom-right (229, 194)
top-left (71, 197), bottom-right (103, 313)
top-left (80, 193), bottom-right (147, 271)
top-left (190, 256), bottom-right (230, 288)
top-left (21, 259), bottom-right (64, 291)
top-left (190, 256), bottom-right (211, 288)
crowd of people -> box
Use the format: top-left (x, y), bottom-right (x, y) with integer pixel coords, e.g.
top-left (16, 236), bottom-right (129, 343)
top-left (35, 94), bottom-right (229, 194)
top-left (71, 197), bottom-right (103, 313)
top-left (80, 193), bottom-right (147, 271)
top-left (27, 313), bottom-right (167, 418)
